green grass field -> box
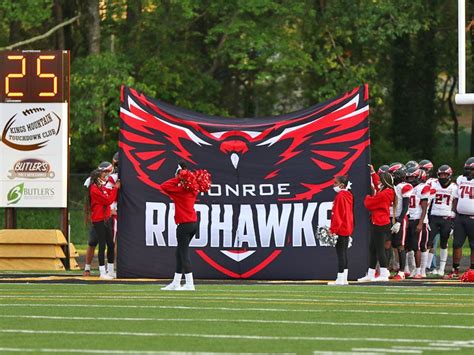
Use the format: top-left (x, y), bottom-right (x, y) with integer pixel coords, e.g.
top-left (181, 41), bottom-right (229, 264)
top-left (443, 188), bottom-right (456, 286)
top-left (0, 282), bottom-right (473, 354)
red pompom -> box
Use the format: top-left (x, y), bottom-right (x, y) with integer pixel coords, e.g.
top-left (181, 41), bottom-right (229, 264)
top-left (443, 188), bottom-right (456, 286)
top-left (177, 169), bottom-right (212, 193)
top-left (195, 169), bottom-right (212, 193)
top-left (460, 269), bottom-right (474, 283)
top-left (177, 169), bottom-right (198, 192)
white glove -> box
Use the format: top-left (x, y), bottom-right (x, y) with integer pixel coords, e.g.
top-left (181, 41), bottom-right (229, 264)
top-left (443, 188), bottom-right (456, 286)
top-left (450, 211), bottom-right (456, 219)
top-left (391, 222), bottom-right (401, 234)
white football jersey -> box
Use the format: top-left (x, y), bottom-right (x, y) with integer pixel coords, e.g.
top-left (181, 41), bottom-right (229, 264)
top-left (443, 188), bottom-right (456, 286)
top-left (426, 177), bottom-right (437, 203)
top-left (454, 176), bottom-right (474, 215)
top-left (408, 183), bottom-right (431, 221)
top-left (390, 182), bottom-right (413, 218)
top-left (430, 179), bottom-right (457, 217)
top-left (106, 173), bottom-right (119, 211)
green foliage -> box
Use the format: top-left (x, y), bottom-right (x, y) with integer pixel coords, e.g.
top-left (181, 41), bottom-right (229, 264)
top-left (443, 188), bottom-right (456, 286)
top-left (0, 0), bottom-right (469, 172)
top-left (70, 53), bottom-right (155, 171)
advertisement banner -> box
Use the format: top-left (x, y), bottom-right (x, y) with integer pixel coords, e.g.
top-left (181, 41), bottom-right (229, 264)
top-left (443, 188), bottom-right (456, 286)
top-left (0, 103), bottom-right (68, 207)
top-left (118, 86), bottom-right (371, 279)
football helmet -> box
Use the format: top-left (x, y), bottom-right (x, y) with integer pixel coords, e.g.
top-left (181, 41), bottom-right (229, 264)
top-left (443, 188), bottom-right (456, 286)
top-left (419, 159), bottom-right (434, 177)
top-left (406, 160), bottom-right (419, 170)
top-left (437, 164), bottom-right (453, 187)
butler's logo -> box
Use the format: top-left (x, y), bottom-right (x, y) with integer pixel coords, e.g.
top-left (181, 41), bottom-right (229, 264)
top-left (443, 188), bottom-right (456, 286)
top-left (1, 107), bottom-right (61, 151)
top-left (8, 158), bottom-right (55, 179)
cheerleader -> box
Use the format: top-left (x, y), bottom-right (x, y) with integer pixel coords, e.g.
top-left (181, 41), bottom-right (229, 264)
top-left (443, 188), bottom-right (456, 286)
top-left (359, 172), bottom-right (396, 282)
top-left (160, 161), bottom-right (211, 291)
top-left (328, 175), bottom-right (354, 285)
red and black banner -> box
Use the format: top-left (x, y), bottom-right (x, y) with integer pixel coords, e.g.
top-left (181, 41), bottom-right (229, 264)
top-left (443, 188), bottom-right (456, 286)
top-left (117, 85), bottom-right (371, 279)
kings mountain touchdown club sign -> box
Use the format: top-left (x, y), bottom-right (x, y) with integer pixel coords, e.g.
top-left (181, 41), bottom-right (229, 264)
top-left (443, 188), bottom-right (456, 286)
top-left (0, 103), bottom-right (68, 207)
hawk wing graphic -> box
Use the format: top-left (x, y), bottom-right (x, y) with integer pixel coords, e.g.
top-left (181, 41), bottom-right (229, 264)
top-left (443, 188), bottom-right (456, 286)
top-left (253, 86), bottom-right (370, 201)
top-left (119, 87), bottom-right (215, 190)
top-left (119, 85), bottom-right (370, 200)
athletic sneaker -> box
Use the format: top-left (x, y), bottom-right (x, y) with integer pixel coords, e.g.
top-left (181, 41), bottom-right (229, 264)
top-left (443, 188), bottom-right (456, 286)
top-left (83, 270), bottom-right (90, 277)
top-left (413, 274), bottom-right (424, 279)
top-left (107, 271), bottom-right (117, 279)
top-left (161, 283), bottom-right (181, 290)
top-left (99, 273), bottom-right (114, 280)
top-left (392, 273), bottom-right (405, 281)
top-left (443, 270), bottom-right (460, 279)
top-left (178, 284), bottom-right (195, 291)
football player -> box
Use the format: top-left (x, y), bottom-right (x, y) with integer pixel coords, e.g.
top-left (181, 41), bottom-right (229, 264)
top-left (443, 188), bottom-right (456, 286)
top-left (428, 165), bottom-right (457, 276)
top-left (388, 163), bottom-right (413, 280)
top-left (447, 157), bottom-right (474, 278)
top-left (406, 167), bottom-right (430, 278)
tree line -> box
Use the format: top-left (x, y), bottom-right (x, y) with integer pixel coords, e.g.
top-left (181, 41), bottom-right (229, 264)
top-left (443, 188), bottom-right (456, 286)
top-left (0, 0), bottom-right (472, 173)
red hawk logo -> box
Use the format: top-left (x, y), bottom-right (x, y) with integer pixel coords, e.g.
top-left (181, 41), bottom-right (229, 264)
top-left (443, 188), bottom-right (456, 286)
top-left (119, 85), bottom-right (370, 278)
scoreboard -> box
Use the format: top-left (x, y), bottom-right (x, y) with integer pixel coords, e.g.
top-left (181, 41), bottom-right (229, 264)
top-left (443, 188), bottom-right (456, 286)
top-left (0, 50), bottom-right (69, 208)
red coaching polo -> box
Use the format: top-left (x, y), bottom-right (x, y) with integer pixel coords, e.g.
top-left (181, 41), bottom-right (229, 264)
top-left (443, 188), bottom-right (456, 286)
top-left (161, 177), bottom-right (198, 224)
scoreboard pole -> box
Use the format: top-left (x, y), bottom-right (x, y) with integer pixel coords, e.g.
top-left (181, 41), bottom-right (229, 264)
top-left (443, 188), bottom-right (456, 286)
top-left (0, 50), bottom-right (71, 269)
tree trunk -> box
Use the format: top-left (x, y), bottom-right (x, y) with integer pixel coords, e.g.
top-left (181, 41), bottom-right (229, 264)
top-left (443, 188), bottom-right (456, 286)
top-left (82, 0), bottom-right (101, 54)
top-left (125, 0), bottom-right (141, 52)
top-left (448, 77), bottom-right (459, 157)
top-left (470, 1), bottom-right (474, 155)
top-left (54, 0), bottom-right (65, 49)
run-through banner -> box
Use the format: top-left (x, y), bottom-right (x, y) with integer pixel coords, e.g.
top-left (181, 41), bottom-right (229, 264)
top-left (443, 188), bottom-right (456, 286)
top-left (118, 85), bottom-right (371, 279)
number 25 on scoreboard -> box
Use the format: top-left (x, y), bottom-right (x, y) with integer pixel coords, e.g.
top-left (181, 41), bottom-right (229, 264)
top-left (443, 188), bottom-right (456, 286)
top-left (0, 50), bottom-right (69, 103)
top-left (5, 55), bottom-right (57, 97)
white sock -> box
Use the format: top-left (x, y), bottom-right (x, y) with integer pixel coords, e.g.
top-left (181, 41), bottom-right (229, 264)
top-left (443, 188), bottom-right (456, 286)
top-left (407, 251), bottom-right (416, 271)
top-left (427, 252), bottom-right (434, 269)
top-left (185, 272), bottom-right (194, 286)
top-left (107, 263), bottom-right (114, 274)
top-left (420, 251), bottom-right (429, 274)
top-left (99, 265), bottom-right (106, 275)
top-left (84, 264), bottom-right (91, 272)
top-left (380, 267), bottom-right (389, 277)
top-left (416, 267), bottom-right (421, 275)
top-left (367, 268), bottom-right (376, 278)
top-left (172, 273), bottom-right (182, 285)
top-left (439, 248), bottom-right (448, 273)
top-left (343, 269), bottom-right (348, 283)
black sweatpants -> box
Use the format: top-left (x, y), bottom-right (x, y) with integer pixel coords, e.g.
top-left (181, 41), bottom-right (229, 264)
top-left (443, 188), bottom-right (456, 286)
top-left (335, 236), bottom-right (350, 273)
top-left (429, 215), bottom-right (452, 249)
top-left (92, 218), bottom-right (114, 266)
top-left (369, 223), bottom-right (390, 269)
top-left (453, 214), bottom-right (474, 249)
top-left (176, 222), bottom-right (197, 273)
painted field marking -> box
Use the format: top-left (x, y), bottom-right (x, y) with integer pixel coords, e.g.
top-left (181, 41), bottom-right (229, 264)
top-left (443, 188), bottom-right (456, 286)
top-left (0, 314), bottom-right (473, 330)
top-left (0, 302), bottom-right (473, 317)
top-left (1, 287), bottom-right (474, 298)
top-left (392, 346), bottom-right (461, 351)
top-left (0, 294), bottom-right (471, 306)
top-left (0, 329), bottom-right (465, 344)
top-left (352, 348), bottom-right (421, 353)
top-left (0, 349), bottom-right (277, 355)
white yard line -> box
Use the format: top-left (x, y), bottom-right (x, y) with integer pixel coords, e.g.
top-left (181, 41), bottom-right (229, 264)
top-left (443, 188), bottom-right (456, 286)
top-left (2, 287), bottom-right (474, 298)
top-left (0, 329), bottom-right (461, 344)
top-left (0, 348), bottom-right (277, 354)
top-left (0, 303), bottom-right (473, 317)
top-left (0, 294), bottom-right (471, 306)
top-left (351, 348), bottom-right (421, 354)
top-left (1, 314), bottom-right (473, 330)
top-left (392, 346), bottom-right (461, 351)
